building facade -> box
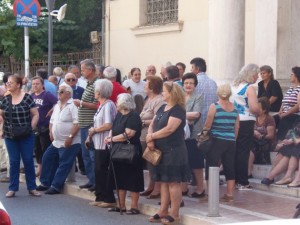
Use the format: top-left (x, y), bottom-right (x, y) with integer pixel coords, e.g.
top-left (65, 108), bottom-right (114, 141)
top-left (102, 0), bottom-right (300, 83)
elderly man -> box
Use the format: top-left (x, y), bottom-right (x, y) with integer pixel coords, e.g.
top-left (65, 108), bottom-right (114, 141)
top-left (146, 65), bottom-right (156, 76)
top-left (73, 59), bottom-right (98, 191)
top-left (64, 72), bottom-right (85, 100)
top-left (68, 65), bottom-right (87, 89)
top-left (36, 84), bottom-right (81, 194)
top-left (103, 66), bottom-right (127, 103)
top-left (190, 57), bottom-right (218, 130)
top-left (161, 61), bottom-right (172, 82)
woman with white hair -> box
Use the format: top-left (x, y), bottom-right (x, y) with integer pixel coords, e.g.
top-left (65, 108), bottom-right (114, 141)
top-left (231, 64), bottom-right (260, 190)
top-left (204, 84), bottom-right (239, 202)
top-left (53, 67), bottom-right (65, 86)
top-left (87, 79), bottom-right (118, 207)
top-left (104, 93), bottom-right (144, 215)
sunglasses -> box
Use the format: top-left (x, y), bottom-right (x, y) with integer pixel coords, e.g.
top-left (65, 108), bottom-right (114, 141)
top-left (57, 90), bottom-right (65, 94)
top-left (66, 78), bottom-right (76, 82)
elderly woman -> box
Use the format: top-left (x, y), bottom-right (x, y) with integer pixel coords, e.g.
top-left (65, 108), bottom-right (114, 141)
top-left (31, 76), bottom-right (57, 177)
top-left (182, 73), bottom-right (205, 198)
top-left (122, 68), bottom-right (146, 98)
top-left (146, 82), bottom-right (190, 224)
top-left (204, 84), bottom-right (239, 202)
top-left (88, 79), bottom-right (117, 207)
top-left (276, 67), bottom-right (300, 141)
top-left (231, 64), bottom-right (260, 190)
top-left (0, 75), bottom-right (40, 197)
top-left (139, 76), bottom-right (164, 199)
top-left (258, 65), bottom-right (283, 114)
top-left (105, 93), bottom-right (144, 215)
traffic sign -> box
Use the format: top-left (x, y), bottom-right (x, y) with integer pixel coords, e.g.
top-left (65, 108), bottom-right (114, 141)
top-left (13, 0), bottom-right (41, 27)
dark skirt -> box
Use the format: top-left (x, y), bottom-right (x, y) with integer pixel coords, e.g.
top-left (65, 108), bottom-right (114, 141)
top-left (279, 144), bottom-right (300, 158)
top-left (185, 138), bottom-right (204, 169)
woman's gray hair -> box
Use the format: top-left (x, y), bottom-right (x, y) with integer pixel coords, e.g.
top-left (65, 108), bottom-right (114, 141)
top-left (117, 93), bottom-right (136, 111)
top-left (234, 63), bottom-right (260, 86)
top-left (53, 67), bottom-right (64, 77)
top-left (217, 83), bottom-right (232, 100)
top-left (60, 83), bottom-right (73, 96)
top-left (95, 79), bottom-right (113, 98)
top-left (103, 66), bottom-right (117, 80)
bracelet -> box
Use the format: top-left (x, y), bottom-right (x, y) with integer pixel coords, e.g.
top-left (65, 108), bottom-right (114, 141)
top-left (80, 100), bottom-right (83, 108)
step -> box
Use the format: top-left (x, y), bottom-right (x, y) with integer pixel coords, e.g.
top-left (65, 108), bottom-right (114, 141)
top-left (250, 178), bottom-right (300, 198)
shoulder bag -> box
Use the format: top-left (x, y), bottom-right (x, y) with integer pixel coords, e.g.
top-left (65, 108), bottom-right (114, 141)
top-left (111, 132), bottom-right (139, 165)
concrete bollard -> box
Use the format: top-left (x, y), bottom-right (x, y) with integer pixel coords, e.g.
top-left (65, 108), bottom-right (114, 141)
top-left (207, 167), bottom-right (220, 217)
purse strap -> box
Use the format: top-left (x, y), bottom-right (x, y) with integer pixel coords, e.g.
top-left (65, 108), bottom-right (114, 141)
top-left (122, 132), bottom-right (131, 144)
top-left (8, 95), bottom-right (13, 126)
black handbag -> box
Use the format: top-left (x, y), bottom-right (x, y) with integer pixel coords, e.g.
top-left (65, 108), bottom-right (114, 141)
top-left (110, 132), bottom-right (139, 165)
top-left (8, 95), bottom-right (32, 140)
top-left (197, 129), bottom-right (213, 155)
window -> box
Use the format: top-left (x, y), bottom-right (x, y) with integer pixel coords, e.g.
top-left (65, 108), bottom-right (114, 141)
top-left (146, 0), bottom-right (178, 25)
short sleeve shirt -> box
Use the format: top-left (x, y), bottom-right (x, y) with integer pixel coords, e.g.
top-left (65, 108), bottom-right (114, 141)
top-left (258, 80), bottom-right (283, 112)
top-left (0, 93), bottom-right (36, 138)
top-left (255, 115), bottom-right (276, 136)
top-left (122, 79), bottom-right (146, 98)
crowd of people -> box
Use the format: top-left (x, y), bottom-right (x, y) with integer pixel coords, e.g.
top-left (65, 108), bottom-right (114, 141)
top-left (0, 57), bottom-right (299, 224)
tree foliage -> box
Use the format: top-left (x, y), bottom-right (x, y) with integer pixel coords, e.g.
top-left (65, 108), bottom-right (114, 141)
top-left (0, 0), bottom-right (102, 59)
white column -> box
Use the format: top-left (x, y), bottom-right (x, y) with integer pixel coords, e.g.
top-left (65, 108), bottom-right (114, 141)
top-left (208, 0), bottom-right (246, 84)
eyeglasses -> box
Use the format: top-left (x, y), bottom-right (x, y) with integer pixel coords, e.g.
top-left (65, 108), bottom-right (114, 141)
top-left (66, 78), bottom-right (76, 82)
top-left (6, 82), bottom-right (15, 86)
top-left (57, 90), bottom-right (65, 94)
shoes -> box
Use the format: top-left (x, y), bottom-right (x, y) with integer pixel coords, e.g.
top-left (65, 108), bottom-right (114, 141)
top-left (189, 191), bottom-right (205, 198)
top-left (108, 207), bottom-right (126, 212)
top-left (97, 202), bottom-right (117, 208)
top-left (79, 183), bottom-right (93, 189)
top-left (80, 171), bottom-right (86, 175)
top-left (238, 185), bottom-right (253, 191)
top-left (182, 189), bottom-right (189, 196)
top-left (45, 187), bottom-right (60, 195)
top-left (88, 185), bottom-right (95, 192)
top-left (0, 177), bottom-right (9, 183)
top-left (126, 208), bottom-right (140, 215)
top-left (261, 178), bottom-right (274, 185)
top-left (29, 190), bottom-right (42, 197)
top-left (220, 194), bottom-right (234, 203)
top-left (5, 191), bottom-right (15, 198)
top-left (287, 182), bottom-right (300, 188)
top-left (275, 177), bottom-right (292, 185)
top-left (36, 185), bottom-right (49, 191)
top-left (148, 213), bottom-right (163, 223)
top-left (140, 189), bottom-right (153, 196)
top-left (146, 193), bottom-right (160, 199)
top-left (161, 215), bottom-right (180, 225)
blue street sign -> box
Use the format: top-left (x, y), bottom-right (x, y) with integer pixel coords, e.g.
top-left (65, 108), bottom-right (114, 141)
top-left (13, 0), bottom-right (41, 27)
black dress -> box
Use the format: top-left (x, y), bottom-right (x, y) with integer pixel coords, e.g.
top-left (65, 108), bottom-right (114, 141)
top-left (152, 104), bottom-right (190, 182)
top-left (109, 111), bottom-right (144, 192)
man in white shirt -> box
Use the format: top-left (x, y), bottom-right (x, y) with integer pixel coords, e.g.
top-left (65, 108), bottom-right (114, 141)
top-left (36, 83), bottom-right (81, 194)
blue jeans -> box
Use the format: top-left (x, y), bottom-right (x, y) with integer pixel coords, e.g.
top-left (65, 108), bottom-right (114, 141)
top-left (40, 144), bottom-right (80, 191)
top-left (5, 134), bottom-right (36, 191)
top-left (80, 128), bottom-right (95, 185)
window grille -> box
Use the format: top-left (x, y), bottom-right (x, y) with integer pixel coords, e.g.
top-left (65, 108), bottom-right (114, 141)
top-left (146, 0), bottom-right (178, 25)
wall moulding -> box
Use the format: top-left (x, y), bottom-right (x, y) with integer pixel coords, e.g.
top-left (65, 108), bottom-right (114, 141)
top-left (131, 21), bottom-right (184, 36)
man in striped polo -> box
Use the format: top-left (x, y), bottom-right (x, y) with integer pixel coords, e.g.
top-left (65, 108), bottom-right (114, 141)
top-left (73, 59), bottom-right (98, 191)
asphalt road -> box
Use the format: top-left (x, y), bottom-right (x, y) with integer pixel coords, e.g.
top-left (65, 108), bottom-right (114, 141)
top-left (0, 181), bottom-right (148, 225)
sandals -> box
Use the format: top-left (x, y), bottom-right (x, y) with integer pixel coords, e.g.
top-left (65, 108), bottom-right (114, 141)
top-left (6, 191), bottom-right (15, 198)
top-left (148, 214), bottom-right (163, 223)
top-left (161, 215), bottom-right (180, 225)
top-left (126, 208), bottom-right (140, 215)
top-left (108, 207), bottom-right (127, 213)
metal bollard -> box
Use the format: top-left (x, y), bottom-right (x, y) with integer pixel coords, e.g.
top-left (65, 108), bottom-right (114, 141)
top-left (207, 167), bottom-right (220, 217)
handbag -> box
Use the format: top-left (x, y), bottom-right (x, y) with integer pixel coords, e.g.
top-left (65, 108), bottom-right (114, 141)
top-left (197, 129), bottom-right (212, 155)
top-left (142, 147), bottom-right (162, 166)
top-left (8, 95), bottom-right (32, 140)
top-left (110, 132), bottom-right (139, 165)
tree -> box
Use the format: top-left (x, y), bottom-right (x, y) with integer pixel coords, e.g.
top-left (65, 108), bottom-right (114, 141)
top-left (0, 0), bottom-right (102, 59)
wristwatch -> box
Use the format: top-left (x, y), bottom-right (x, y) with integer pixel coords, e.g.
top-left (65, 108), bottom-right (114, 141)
top-left (68, 134), bottom-right (73, 138)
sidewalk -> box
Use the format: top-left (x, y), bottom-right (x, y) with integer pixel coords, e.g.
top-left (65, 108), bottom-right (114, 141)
top-left (60, 173), bottom-right (299, 225)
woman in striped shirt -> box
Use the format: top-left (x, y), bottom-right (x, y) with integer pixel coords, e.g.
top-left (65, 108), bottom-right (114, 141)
top-left (276, 67), bottom-right (300, 141)
top-left (203, 84), bottom-right (239, 202)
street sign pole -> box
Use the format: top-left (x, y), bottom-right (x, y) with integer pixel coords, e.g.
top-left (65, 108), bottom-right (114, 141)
top-left (45, 0), bottom-right (56, 76)
top-left (24, 27), bottom-right (29, 78)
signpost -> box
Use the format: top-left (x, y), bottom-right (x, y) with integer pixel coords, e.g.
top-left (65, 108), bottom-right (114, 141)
top-left (13, 0), bottom-right (41, 78)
